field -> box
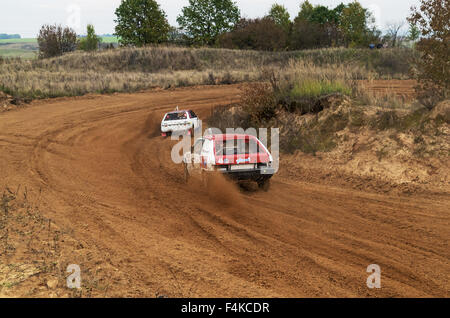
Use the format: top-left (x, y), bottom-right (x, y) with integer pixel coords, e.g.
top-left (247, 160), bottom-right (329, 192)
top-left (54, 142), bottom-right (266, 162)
top-left (0, 38), bottom-right (38, 44)
top-left (100, 36), bottom-right (119, 44)
top-left (0, 46), bottom-right (448, 298)
top-left (0, 42), bottom-right (38, 59)
top-left (0, 37), bottom-right (119, 59)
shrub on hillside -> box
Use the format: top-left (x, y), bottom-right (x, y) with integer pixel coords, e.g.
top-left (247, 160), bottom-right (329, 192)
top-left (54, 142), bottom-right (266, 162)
top-left (37, 24), bottom-right (77, 58)
top-left (240, 83), bottom-right (277, 125)
top-left (208, 105), bottom-right (252, 132)
top-left (78, 25), bottom-right (102, 51)
top-left (290, 20), bottom-right (334, 50)
top-left (218, 18), bottom-right (288, 51)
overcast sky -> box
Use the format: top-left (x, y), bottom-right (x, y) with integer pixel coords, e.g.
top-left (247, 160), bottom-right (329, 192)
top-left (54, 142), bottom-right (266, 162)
top-left (1, 0), bottom-right (421, 37)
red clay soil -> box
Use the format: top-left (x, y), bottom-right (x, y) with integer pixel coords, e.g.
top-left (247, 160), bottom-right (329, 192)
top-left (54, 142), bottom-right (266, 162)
top-left (0, 84), bottom-right (448, 297)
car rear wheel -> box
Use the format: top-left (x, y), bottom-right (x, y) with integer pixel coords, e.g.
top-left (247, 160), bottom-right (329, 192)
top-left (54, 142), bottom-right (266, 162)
top-left (258, 179), bottom-right (271, 192)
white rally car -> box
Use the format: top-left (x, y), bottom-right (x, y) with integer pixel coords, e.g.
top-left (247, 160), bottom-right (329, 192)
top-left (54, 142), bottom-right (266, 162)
top-left (183, 134), bottom-right (275, 191)
top-left (161, 109), bottom-right (200, 137)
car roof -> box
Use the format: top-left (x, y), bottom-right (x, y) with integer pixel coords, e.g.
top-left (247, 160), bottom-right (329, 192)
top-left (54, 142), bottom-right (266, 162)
top-left (204, 134), bottom-right (259, 141)
top-left (166, 110), bottom-right (190, 114)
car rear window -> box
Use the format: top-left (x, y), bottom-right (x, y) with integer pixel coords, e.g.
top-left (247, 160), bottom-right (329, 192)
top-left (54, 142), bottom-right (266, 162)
top-left (215, 139), bottom-right (262, 155)
top-left (165, 112), bottom-right (187, 121)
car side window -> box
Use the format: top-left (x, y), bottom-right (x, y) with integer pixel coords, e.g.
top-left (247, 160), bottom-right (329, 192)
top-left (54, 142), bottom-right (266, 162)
top-left (189, 110), bottom-right (198, 119)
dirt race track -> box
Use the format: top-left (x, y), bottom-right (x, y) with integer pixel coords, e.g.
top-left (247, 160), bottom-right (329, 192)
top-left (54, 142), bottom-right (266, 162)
top-left (0, 84), bottom-right (449, 297)
top-left (360, 79), bottom-right (417, 100)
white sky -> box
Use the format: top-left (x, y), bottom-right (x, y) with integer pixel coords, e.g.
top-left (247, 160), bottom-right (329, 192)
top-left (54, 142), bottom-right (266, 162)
top-left (1, 0), bottom-right (420, 38)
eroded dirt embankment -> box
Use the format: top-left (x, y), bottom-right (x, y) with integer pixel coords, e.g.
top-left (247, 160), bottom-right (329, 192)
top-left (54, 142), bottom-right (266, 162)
top-left (0, 84), bottom-right (449, 297)
top-left (278, 98), bottom-right (449, 196)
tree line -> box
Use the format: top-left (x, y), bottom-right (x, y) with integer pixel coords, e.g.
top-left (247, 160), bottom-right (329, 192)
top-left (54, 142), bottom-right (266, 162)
top-left (111, 0), bottom-right (422, 50)
top-left (112, 0), bottom-right (384, 49)
top-left (38, 0), bottom-right (423, 57)
top-left (0, 34), bottom-right (21, 40)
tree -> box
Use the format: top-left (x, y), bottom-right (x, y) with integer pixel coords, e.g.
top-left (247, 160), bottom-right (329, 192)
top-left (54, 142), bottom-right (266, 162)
top-left (268, 4), bottom-right (291, 33)
top-left (340, 1), bottom-right (373, 47)
top-left (114, 0), bottom-right (170, 46)
top-left (332, 3), bottom-right (347, 23)
top-left (408, 0), bottom-right (449, 108)
top-left (292, 1), bottom-right (346, 48)
top-left (385, 21), bottom-right (405, 47)
top-left (219, 17), bottom-right (287, 51)
top-left (177, 0), bottom-right (240, 45)
top-left (78, 24), bottom-right (102, 51)
top-left (295, 1), bottom-right (314, 23)
top-left (366, 26), bottom-right (382, 45)
top-left (37, 24), bottom-right (77, 58)
top-left (407, 21), bottom-right (420, 42)
top-left (309, 5), bottom-right (336, 25)
top-left (290, 19), bottom-right (331, 49)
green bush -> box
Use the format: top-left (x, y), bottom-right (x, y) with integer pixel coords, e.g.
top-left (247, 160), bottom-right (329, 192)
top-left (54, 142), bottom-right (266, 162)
top-left (218, 18), bottom-right (288, 51)
top-left (290, 80), bottom-right (351, 98)
top-left (78, 25), bottom-right (101, 51)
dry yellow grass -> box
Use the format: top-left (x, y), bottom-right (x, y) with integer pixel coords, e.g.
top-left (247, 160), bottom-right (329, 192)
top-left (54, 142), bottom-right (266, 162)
top-left (0, 46), bottom-right (415, 99)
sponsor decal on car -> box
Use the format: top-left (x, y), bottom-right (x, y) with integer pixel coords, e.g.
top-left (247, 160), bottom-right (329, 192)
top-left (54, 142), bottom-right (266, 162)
top-left (236, 158), bottom-right (250, 164)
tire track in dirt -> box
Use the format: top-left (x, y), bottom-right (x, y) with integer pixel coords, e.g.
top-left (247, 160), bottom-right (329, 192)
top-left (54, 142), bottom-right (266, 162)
top-left (0, 84), bottom-right (448, 297)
